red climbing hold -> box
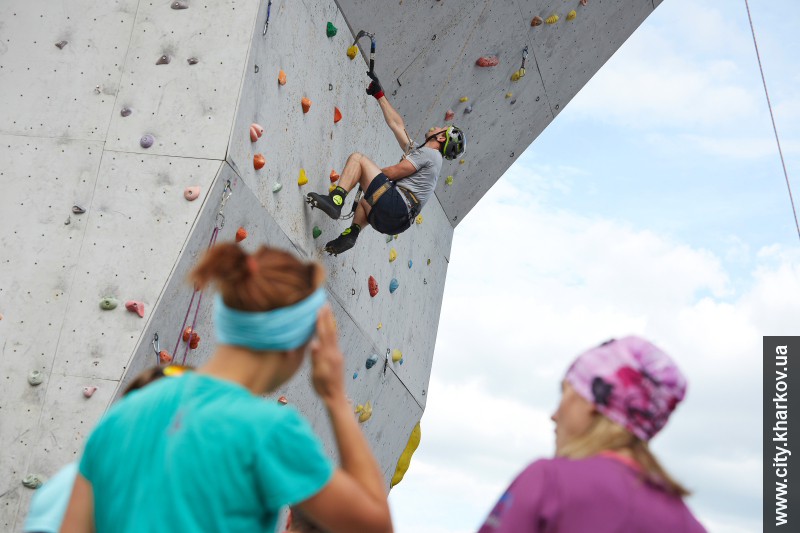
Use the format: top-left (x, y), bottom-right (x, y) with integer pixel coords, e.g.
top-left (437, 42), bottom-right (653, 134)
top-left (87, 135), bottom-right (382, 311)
top-left (531, 16), bottom-right (543, 26)
top-left (124, 300), bottom-right (145, 318)
top-left (330, 169), bottom-right (340, 183)
top-left (189, 333), bottom-right (200, 350)
top-left (278, 396), bottom-right (288, 405)
top-left (368, 276), bottom-right (379, 297)
top-left (301, 97), bottom-right (312, 113)
top-left (235, 227), bottom-right (247, 242)
top-left (475, 56), bottom-right (499, 67)
top-left (334, 107), bottom-right (343, 124)
top-left (159, 350), bottom-right (173, 364)
top-left (445, 109), bottom-right (455, 121)
top-left (183, 327), bottom-right (194, 342)
top-left (254, 154), bottom-right (266, 170)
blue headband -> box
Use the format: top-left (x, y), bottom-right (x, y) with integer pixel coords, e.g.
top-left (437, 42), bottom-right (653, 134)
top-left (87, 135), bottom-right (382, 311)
top-left (213, 288), bottom-right (327, 351)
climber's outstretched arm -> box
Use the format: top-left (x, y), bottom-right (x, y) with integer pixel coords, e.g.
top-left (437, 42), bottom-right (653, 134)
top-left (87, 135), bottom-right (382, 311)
top-left (366, 72), bottom-right (413, 152)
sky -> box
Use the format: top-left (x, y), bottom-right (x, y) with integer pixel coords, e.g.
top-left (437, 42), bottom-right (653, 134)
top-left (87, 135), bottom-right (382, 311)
top-left (388, 1), bottom-right (800, 531)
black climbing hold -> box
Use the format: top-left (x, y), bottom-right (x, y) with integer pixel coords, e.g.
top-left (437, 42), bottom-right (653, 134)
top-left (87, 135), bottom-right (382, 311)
top-left (55, 41), bottom-right (68, 49)
top-left (254, 65), bottom-right (259, 73)
top-left (536, 96), bottom-right (540, 102)
top-left (464, 105), bottom-right (473, 114)
top-left (510, 99), bottom-right (517, 105)
top-left (171, 1), bottom-right (189, 9)
top-left (555, 104), bottom-right (560, 110)
top-left (187, 57), bottom-right (199, 65)
top-left (120, 107), bottom-right (132, 117)
top-left (156, 55), bottom-right (170, 65)
top-left (329, 83), bottom-right (333, 91)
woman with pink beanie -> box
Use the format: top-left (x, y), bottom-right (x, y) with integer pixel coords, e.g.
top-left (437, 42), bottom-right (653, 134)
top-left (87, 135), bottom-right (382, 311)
top-left (478, 336), bottom-right (706, 532)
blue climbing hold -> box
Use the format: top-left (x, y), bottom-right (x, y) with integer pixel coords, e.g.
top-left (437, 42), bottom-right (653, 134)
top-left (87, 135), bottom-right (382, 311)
top-left (353, 372), bottom-right (358, 379)
top-left (408, 260), bottom-right (413, 269)
top-left (389, 278), bottom-right (399, 293)
top-left (366, 354), bottom-right (379, 369)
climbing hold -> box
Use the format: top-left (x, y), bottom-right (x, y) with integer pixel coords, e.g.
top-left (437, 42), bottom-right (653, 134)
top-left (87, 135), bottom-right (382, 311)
top-left (55, 40), bottom-right (68, 49)
top-left (187, 57), bottom-right (199, 65)
top-left (445, 175), bottom-right (454, 186)
top-left (546, 14), bottom-right (559, 24)
top-left (328, 183), bottom-right (337, 193)
top-left (140, 134), bottom-right (155, 149)
top-left (355, 401), bottom-right (372, 423)
top-left (353, 372), bottom-right (358, 379)
top-left (368, 276), bottom-right (379, 297)
top-left (278, 69), bottom-right (287, 85)
top-left (510, 99), bottom-right (517, 105)
top-left (235, 227), bottom-right (247, 242)
top-left (329, 169), bottom-right (340, 182)
top-left (366, 354), bottom-right (379, 369)
top-left (391, 349), bottom-right (403, 363)
top-left (459, 159), bottom-right (465, 165)
top-left (156, 55), bottom-right (171, 65)
top-left (389, 278), bottom-right (399, 293)
top-left (326, 21), bottom-right (338, 37)
top-left (408, 260), bottom-right (413, 268)
top-left (182, 327), bottom-right (195, 342)
top-left (531, 16), bottom-right (543, 27)
top-left (301, 97), bottom-right (312, 113)
top-left (253, 154), bottom-right (266, 170)
top-left (312, 226), bottom-right (322, 239)
top-left (389, 249), bottom-right (397, 262)
top-left (189, 333), bottom-right (200, 350)
top-left (83, 386), bottom-right (97, 398)
top-left (415, 214), bottom-right (423, 225)
top-left (159, 350), bottom-right (172, 364)
top-left (250, 123), bottom-right (264, 142)
top-left (444, 109), bottom-right (455, 121)
top-left (505, 92), bottom-right (513, 99)
top-left (72, 205), bottom-right (85, 214)
top-left (99, 297), bottom-right (118, 310)
top-left (278, 396), bottom-right (288, 405)
top-left (183, 186), bottom-right (200, 201)
top-left (125, 301), bottom-right (145, 318)
top-left (459, 96), bottom-right (469, 103)
top-left (22, 475), bottom-right (43, 490)
top-left (385, 235), bottom-right (393, 243)
top-left (376, 322), bottom-right (382, 330)
top-left (391, 422), bottom-right (421, 487)
top-left (298, 168), bottom-right (308, 186)
top-left (171, 1), bottom-right (189, 9)
top-left (28, 370), bottom-right (44, 386)
top-left (64, 216), bottom-right (71, 225)
top-left (567, 10), bottom-right (577, 20)
top-left (427, 258), bottom-right (431, 265)
top-left (272, 182), bottom-right (282, 193)
top-left (511, 68), bottom-right (526, 81)
top-left (334, 107), bottom-right (343, 124)
top-left (581, 0), bottom-right (588, 5)
top-left (394, 235), bottom-right (398, 240)
top-left (120, 107), bottom-right (132, 117)
top-left (464, 105), bottom-right (473, 114)
top-left (346, 45), bottom-right (358, 60)
top-left (475, 56), bottom-right (499, 67)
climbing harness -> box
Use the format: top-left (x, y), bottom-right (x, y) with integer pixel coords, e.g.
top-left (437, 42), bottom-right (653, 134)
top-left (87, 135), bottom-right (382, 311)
top-left (262, 0), bottom-right (272, 36)
top-left (171, 180), bottom-right (233, 364)
top-left (365, 181), bottom-right (421, 219)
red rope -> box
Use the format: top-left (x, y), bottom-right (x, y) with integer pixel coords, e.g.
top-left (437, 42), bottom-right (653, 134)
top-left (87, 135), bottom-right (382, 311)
top-left (180, 227), bottom-right (220, 365)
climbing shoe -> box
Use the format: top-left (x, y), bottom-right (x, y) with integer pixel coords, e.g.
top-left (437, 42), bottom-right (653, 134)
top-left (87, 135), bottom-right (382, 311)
top-left (306, 186), bottom-right (347, 219)
top-left (324, 225), bottom-right (360, 256)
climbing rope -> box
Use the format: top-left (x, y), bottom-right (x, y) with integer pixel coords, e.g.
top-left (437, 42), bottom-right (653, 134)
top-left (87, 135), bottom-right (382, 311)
top-left (171, 180), bottom-right (233, 364)
top-left (743, 0), bottom-right (800, 242)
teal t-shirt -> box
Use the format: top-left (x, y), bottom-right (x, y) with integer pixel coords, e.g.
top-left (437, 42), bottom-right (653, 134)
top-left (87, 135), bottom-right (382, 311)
top-left (79, 373), bottom-right (333, 533)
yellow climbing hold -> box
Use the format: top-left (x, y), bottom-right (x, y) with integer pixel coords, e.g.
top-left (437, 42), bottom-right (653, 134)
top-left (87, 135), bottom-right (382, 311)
top-left (377, 322), bottom-right (382, 330)
top-left (355, 401), bottom-right (373, 423)
top-left (389, 248), bottom-right (397, 262)
top-left (511, 68), bottom-right (526, 81)
top-left (391, 422), bottom-right (421, 487)
top-left (459, 159), bottom-right (465, 165)
top-left (546, 14), bottom-right (559, 24)
top-left (505, 92), bottom-right (513, 99)
top-left (329, 183), bottom-right (337, 193)
top-left (392, 349), bottom-right (402, 362)
top-left (347, 45), bottom-right (358, 60)
top-left (567, 10), bottom-right (577, 21)
top-left (298, 168), bottom-right (308, 186)
top-left (445, 175), bottom-right (454, 186)
top-left (459, 96), bottom-right (469, 103)
top-left (415, 214), bottom-right (423, 225)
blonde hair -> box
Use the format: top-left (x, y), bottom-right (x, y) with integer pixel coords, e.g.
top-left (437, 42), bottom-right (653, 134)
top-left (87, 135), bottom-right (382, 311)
top-left (558, 414), bottom-right (690, 497)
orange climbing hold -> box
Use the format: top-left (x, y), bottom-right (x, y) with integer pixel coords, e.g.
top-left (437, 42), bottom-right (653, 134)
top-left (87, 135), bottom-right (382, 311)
top-left (250, 123), bottom-right (264, 142)
top-left (124, 300), bottom-right (145, 318)
top-left (278, 396), bottom-right (288, 405)
top-left (183, 327), bottom-right (194, 342)
top-left (330, 169), bottom-right (340, 183)
top-left (301, 97), bottom-right (312, 113)
top-left (475, 56), bottom-right (499, 67)
top-left (278, 70), bottom-right (287, 85)
top-left (159, 350), bottom-right (172, 364)
top-left (334, 107), bottom-right (343, 124)
top-left (368, 276), bottom-right (379, 297)
top-left (235, 227), bottom-right (247, 242)
top-left (254, 154), bottom-right (266, 170)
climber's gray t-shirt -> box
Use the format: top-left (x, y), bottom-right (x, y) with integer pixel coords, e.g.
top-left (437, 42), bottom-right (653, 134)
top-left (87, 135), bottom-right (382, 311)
top-left (398, 145), bottom-right (443, 210)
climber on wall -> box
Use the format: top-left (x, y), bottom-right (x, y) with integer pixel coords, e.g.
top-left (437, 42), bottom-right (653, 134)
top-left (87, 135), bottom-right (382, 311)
top-left (307, 72), bottom-right (466, 255)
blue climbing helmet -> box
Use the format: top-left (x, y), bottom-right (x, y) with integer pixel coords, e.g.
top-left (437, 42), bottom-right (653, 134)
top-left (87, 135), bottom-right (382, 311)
top-left (440, 125), bottom-right (466, 160)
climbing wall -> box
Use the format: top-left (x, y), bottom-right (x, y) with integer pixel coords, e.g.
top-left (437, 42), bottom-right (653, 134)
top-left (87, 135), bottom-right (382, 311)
top-left (0, 0), bottom-right (660, 530)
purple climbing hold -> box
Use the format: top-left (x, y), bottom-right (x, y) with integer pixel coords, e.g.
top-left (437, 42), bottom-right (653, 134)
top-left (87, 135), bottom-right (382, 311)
top-left (120, 107), bottom-right (132, 117)
top-left (55, 41), bottom-right (68, 49)
top-left (171, 0), bottom-right (189, 8)
top-left (156, 55), bottom-right (171, 65)
top-left (187, 57), bottom-right (199, 65)
top-left (140, 134), bottom-right (155, 149)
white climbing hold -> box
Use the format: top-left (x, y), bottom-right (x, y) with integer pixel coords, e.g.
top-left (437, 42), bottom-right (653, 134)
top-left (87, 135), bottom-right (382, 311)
top-left (22, 475), bottom-right (43, 489)
top-left (28, 370), bottom-right (44, 386)
top-left (272, 182), bottom-right (282, 193)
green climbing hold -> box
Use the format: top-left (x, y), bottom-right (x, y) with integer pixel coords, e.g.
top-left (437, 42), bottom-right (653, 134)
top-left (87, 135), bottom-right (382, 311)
top-left (386, 235), bottom-right (393, 243)
top-left (99, 297), bottom-right (118, 310)
top-left (313, 226), bottom-right (322, 239)
top-left (445, 175), bottom-right (454, 186)
top-left (326, 22), bottom-right (338, 37)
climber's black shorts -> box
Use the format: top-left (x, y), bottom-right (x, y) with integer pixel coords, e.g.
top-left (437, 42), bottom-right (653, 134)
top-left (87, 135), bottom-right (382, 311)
top-left (366, 173), bottom-right (412, 235)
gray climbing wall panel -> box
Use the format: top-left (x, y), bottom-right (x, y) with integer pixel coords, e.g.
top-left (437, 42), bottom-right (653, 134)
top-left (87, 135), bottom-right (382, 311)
top-left (0, 0), bottom-right (661, 529)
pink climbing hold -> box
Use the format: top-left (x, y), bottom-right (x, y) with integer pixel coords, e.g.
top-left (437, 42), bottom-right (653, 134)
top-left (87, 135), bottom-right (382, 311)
top-left (83, 386), bottom-right (97, 398)
top-left (184, 186), bottom-right (200, 201)
top-left (250, 123), bottom-right (264, 142)
top-left (278, 396), bottom-right (288, 405)
top-left (475, 56), bottom-right (499, 67)
top-left (124, 300), bottom-right (145, 318)
top-left (580, 0), bottom-right (588, 5)
top-left (368, 276), bottom-right (379, 297)
top-left (444, 109), bottom-right (455, 121)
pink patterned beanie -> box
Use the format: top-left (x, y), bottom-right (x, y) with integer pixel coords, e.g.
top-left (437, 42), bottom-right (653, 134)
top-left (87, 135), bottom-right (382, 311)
top-left (564, 336), bottom-right (687, 441)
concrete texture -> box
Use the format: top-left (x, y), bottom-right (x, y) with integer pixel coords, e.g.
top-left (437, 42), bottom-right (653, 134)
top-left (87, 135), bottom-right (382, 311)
top-left (0, 0), bottom-right (662, 529)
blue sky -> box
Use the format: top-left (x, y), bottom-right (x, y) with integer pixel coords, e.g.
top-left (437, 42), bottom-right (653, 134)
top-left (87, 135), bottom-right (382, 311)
top-left (388, 1), bottom-right (799, 532)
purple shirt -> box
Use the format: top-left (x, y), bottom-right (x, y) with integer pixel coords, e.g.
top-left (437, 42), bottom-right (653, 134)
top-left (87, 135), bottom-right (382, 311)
top-left (478, 455), bottom-right (706, 533)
